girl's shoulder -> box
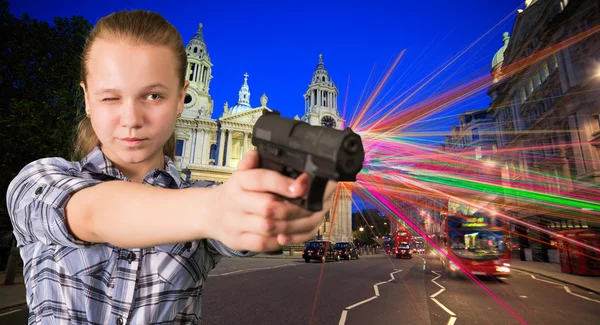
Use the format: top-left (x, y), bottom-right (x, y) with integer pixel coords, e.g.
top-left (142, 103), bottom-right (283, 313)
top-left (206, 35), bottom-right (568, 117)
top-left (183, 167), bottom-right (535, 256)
top-left (18, 156), bottom-right (78, 173)
top-left (20, 156), bottom-right (82, 176)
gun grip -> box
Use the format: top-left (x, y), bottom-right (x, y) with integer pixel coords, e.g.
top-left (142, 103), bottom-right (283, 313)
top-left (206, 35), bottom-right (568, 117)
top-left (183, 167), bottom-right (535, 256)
top-left (284, 175), bottom-right (328, 212)
top-left (259, 157), bottom-right (328, 212)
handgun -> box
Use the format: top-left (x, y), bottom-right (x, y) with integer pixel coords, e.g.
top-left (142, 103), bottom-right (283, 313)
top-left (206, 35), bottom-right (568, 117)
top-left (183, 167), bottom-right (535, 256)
top-left (251, 110), bottom-right (364, 212)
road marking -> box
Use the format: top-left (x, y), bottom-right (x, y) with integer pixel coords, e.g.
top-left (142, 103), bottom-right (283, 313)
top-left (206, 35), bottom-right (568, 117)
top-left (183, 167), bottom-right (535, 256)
top-left (416, 255), bottom-right (427, 270)
top-left (0, 309), bottom-right (22, 317)
top-left (345, 296), bottom-right (378, 309)
top-left (431, 271), bottom-right (458, 325)
top-left (208, 263), bottom-right (296, 277)
top-left (338, 310), bottom-right (348, 325)
top-left (515, 270), bottom-right (600, 304)
top-left (338, 269), bottom-right (403, 325)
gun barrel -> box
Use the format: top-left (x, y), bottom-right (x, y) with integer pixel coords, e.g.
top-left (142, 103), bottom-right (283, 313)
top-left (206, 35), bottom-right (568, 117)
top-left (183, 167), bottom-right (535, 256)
top-left (252, 111), bottom-right (364, 181)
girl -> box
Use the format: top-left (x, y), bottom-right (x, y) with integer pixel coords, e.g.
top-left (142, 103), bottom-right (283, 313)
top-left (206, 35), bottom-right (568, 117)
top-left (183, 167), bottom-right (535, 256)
top-left (6, 10), bottom-right (336, 325)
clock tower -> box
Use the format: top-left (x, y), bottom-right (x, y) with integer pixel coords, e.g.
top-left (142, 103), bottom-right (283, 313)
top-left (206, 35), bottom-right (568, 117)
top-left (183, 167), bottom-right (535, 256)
top-left (302, 54), bottom-right (351, 243)
top-left (302, 54), bottom-right (343, 129)
top-left (182, 23), bottom-right (214, 119)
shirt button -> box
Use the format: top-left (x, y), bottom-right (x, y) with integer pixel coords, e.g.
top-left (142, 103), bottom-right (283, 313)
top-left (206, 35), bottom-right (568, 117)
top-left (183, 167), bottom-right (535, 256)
top-left (35, 187), bottom-right (43, 195)
top-left (127, 251), bottom-right (136, 263)
top-left (184, 242), bottom-right (192, 250)
top-left (116, 317), bottom-right (124, 325)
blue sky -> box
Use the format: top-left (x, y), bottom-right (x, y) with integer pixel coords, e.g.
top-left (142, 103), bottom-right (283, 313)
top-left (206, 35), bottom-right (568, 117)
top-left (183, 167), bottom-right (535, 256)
top-left (10, 0), bottom-right (524, 140)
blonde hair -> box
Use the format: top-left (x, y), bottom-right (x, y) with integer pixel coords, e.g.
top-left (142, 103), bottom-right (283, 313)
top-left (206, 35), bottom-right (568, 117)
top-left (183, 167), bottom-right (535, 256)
top-left (74, 10), bottom-right (187, 161)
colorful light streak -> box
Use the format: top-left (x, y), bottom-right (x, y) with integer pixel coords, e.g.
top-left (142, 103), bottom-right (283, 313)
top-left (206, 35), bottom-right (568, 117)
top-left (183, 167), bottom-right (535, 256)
top-left (310, 14), bottom-right (600, 325)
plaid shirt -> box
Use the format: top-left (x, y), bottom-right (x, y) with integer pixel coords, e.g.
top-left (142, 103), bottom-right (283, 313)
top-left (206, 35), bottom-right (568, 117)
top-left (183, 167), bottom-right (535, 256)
top-left (6, 147), bottom-right (253, 325)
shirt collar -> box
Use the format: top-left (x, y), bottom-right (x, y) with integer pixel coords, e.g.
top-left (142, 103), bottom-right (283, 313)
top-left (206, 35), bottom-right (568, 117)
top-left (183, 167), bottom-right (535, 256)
top-left (80, 146), bottom-right (183, 188)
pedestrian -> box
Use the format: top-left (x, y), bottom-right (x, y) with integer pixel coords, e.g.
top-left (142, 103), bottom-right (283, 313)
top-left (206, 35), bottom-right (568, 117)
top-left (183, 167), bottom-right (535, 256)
top-left (6, 10), bottom-right (336, 325)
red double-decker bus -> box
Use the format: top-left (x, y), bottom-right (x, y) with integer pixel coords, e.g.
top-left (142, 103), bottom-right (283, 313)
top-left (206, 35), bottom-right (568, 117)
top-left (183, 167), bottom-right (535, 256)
top-left (393, 230), bottom-right (411, 248)
top-left (439, 212), bottom-right (511, 277)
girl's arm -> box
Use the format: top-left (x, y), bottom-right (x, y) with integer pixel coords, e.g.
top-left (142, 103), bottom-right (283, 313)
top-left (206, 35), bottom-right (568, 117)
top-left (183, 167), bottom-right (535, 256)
top-left (66, 181), bottom-right (217, 248)
top-left (6, 157), bottom-right (218, 248)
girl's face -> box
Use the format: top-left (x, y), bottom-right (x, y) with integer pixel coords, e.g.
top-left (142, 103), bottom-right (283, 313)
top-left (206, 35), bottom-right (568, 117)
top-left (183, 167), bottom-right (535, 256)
top-left (81, 38), bottom-right (187, 169)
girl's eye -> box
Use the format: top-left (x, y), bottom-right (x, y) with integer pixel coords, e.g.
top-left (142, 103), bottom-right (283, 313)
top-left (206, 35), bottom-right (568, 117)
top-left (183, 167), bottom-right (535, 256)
top-left (102, 98), bottom-right (118, 102)
top-left (147, 93), bottom-right (163, 101)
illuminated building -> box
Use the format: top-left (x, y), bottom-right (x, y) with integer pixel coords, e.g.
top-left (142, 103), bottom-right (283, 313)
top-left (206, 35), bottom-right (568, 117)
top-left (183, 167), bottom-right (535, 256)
top-left (487, 0), bottom-right (600, 261)
top-left (175, 24), bottom-right (352, 242)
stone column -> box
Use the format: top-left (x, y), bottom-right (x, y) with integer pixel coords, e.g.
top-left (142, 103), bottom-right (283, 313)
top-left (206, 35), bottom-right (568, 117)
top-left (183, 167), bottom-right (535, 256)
top-left (184, 135), bottom-right (193, 166)
top-left (218, 130), bottom-right (226, 166)
top-left (318, 90), bottom-right (322, 107)
top-left (193, 129), bottom-right (203, 164)
top-left (226, 130), bottom-right (233, 167)
top-left (242, 131), bottom-right (247, 158)
top-left (344, 191), bottom-right (352, 241)
top-left (197, 64), bottom-right (202, 84)
top-left (201, 129), bottom-right (210, 165)
top-left (334, 94), bottom-right (337, 109)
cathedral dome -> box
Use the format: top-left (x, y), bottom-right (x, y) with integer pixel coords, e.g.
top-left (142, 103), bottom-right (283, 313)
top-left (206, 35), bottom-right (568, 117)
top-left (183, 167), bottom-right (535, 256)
top-left (229, 73), bottom-right (252, 115)
top-left (229, 103), bottom-right (252, 115)
top-left (492, 32), bottom-right (510, 71)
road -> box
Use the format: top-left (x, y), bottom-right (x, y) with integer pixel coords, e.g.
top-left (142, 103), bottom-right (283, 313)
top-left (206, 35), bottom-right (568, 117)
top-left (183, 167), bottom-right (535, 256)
top-left (2, 254), bottom-right (598, 324)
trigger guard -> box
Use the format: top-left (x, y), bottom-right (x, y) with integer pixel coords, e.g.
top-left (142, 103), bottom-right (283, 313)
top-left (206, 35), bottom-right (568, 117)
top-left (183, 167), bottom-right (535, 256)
top-left (304, 176), bottom-right (328, 212)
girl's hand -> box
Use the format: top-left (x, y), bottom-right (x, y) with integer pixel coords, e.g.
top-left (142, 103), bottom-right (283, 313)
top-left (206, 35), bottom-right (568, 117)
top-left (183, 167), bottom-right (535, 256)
top-left (210, 150), bottom-right (337, 252)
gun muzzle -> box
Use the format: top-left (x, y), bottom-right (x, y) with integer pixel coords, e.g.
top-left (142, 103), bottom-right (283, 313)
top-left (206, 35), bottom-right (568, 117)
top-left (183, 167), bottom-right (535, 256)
top-left (251, 111), bottom-right (365, 211)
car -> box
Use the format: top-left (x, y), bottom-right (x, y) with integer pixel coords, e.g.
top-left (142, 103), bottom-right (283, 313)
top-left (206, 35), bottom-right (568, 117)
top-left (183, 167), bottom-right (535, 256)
top-left (383, 240), bottom-right (393, 255)
top-left (395, 242), bottom-right (412, 259)
top-left (333, 242), bottom-right (360, 260)
top-left (302, 240), bottom-right (340, 263)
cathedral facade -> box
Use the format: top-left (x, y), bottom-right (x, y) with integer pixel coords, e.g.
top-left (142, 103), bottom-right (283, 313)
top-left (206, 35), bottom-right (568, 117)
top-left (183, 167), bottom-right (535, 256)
top-left (174, 23), bottom-right (353, 243)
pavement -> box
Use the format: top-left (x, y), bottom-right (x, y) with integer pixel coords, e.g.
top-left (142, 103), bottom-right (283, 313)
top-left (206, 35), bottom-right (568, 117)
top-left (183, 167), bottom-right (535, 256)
top-left (251, 249), bottom-right (381, 259)
top-left (509, 257), bottom-right (600, 295)
top-left (1, 252), bottom-right (598, 315)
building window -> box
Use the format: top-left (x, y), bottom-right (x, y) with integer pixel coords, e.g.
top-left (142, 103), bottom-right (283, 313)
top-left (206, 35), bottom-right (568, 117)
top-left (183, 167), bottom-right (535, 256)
top-left (176, 139), bottom-right (184, 157)
top-left (189, 64), bottom-right (195, 81)
top-left (526, 80), bottom-right (534, 95)
top-left (541, 62), bottom-right (550, 81)
top-left (209, 144), bottom-right (217, 160)
top-left (549, 55), bottom-right (558, 70)
top-left (472, 128), bottom-right (479, 140)
top-left (532, 73), bottom-right (541, 89)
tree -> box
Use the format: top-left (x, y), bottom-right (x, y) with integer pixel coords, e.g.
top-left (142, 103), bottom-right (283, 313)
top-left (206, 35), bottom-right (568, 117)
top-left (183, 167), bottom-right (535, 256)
top-left (0, 0), bottom-right (92, 282)
top-left (351, 208), bottom-right (391, 245)
top-left (0, 0), bottom-right (92, 214)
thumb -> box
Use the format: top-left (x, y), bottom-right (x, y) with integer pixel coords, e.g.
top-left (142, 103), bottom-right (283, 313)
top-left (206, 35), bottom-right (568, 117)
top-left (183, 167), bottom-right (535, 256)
top-left (237, 149), bottom-right (260, 171)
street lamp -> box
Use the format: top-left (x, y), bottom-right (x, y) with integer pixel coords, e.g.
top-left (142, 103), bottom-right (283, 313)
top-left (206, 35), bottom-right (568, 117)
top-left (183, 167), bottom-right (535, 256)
top-left (359, 227), bottom-right (364, 232)
top-left (594, 60), bottom-right (600, 78)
